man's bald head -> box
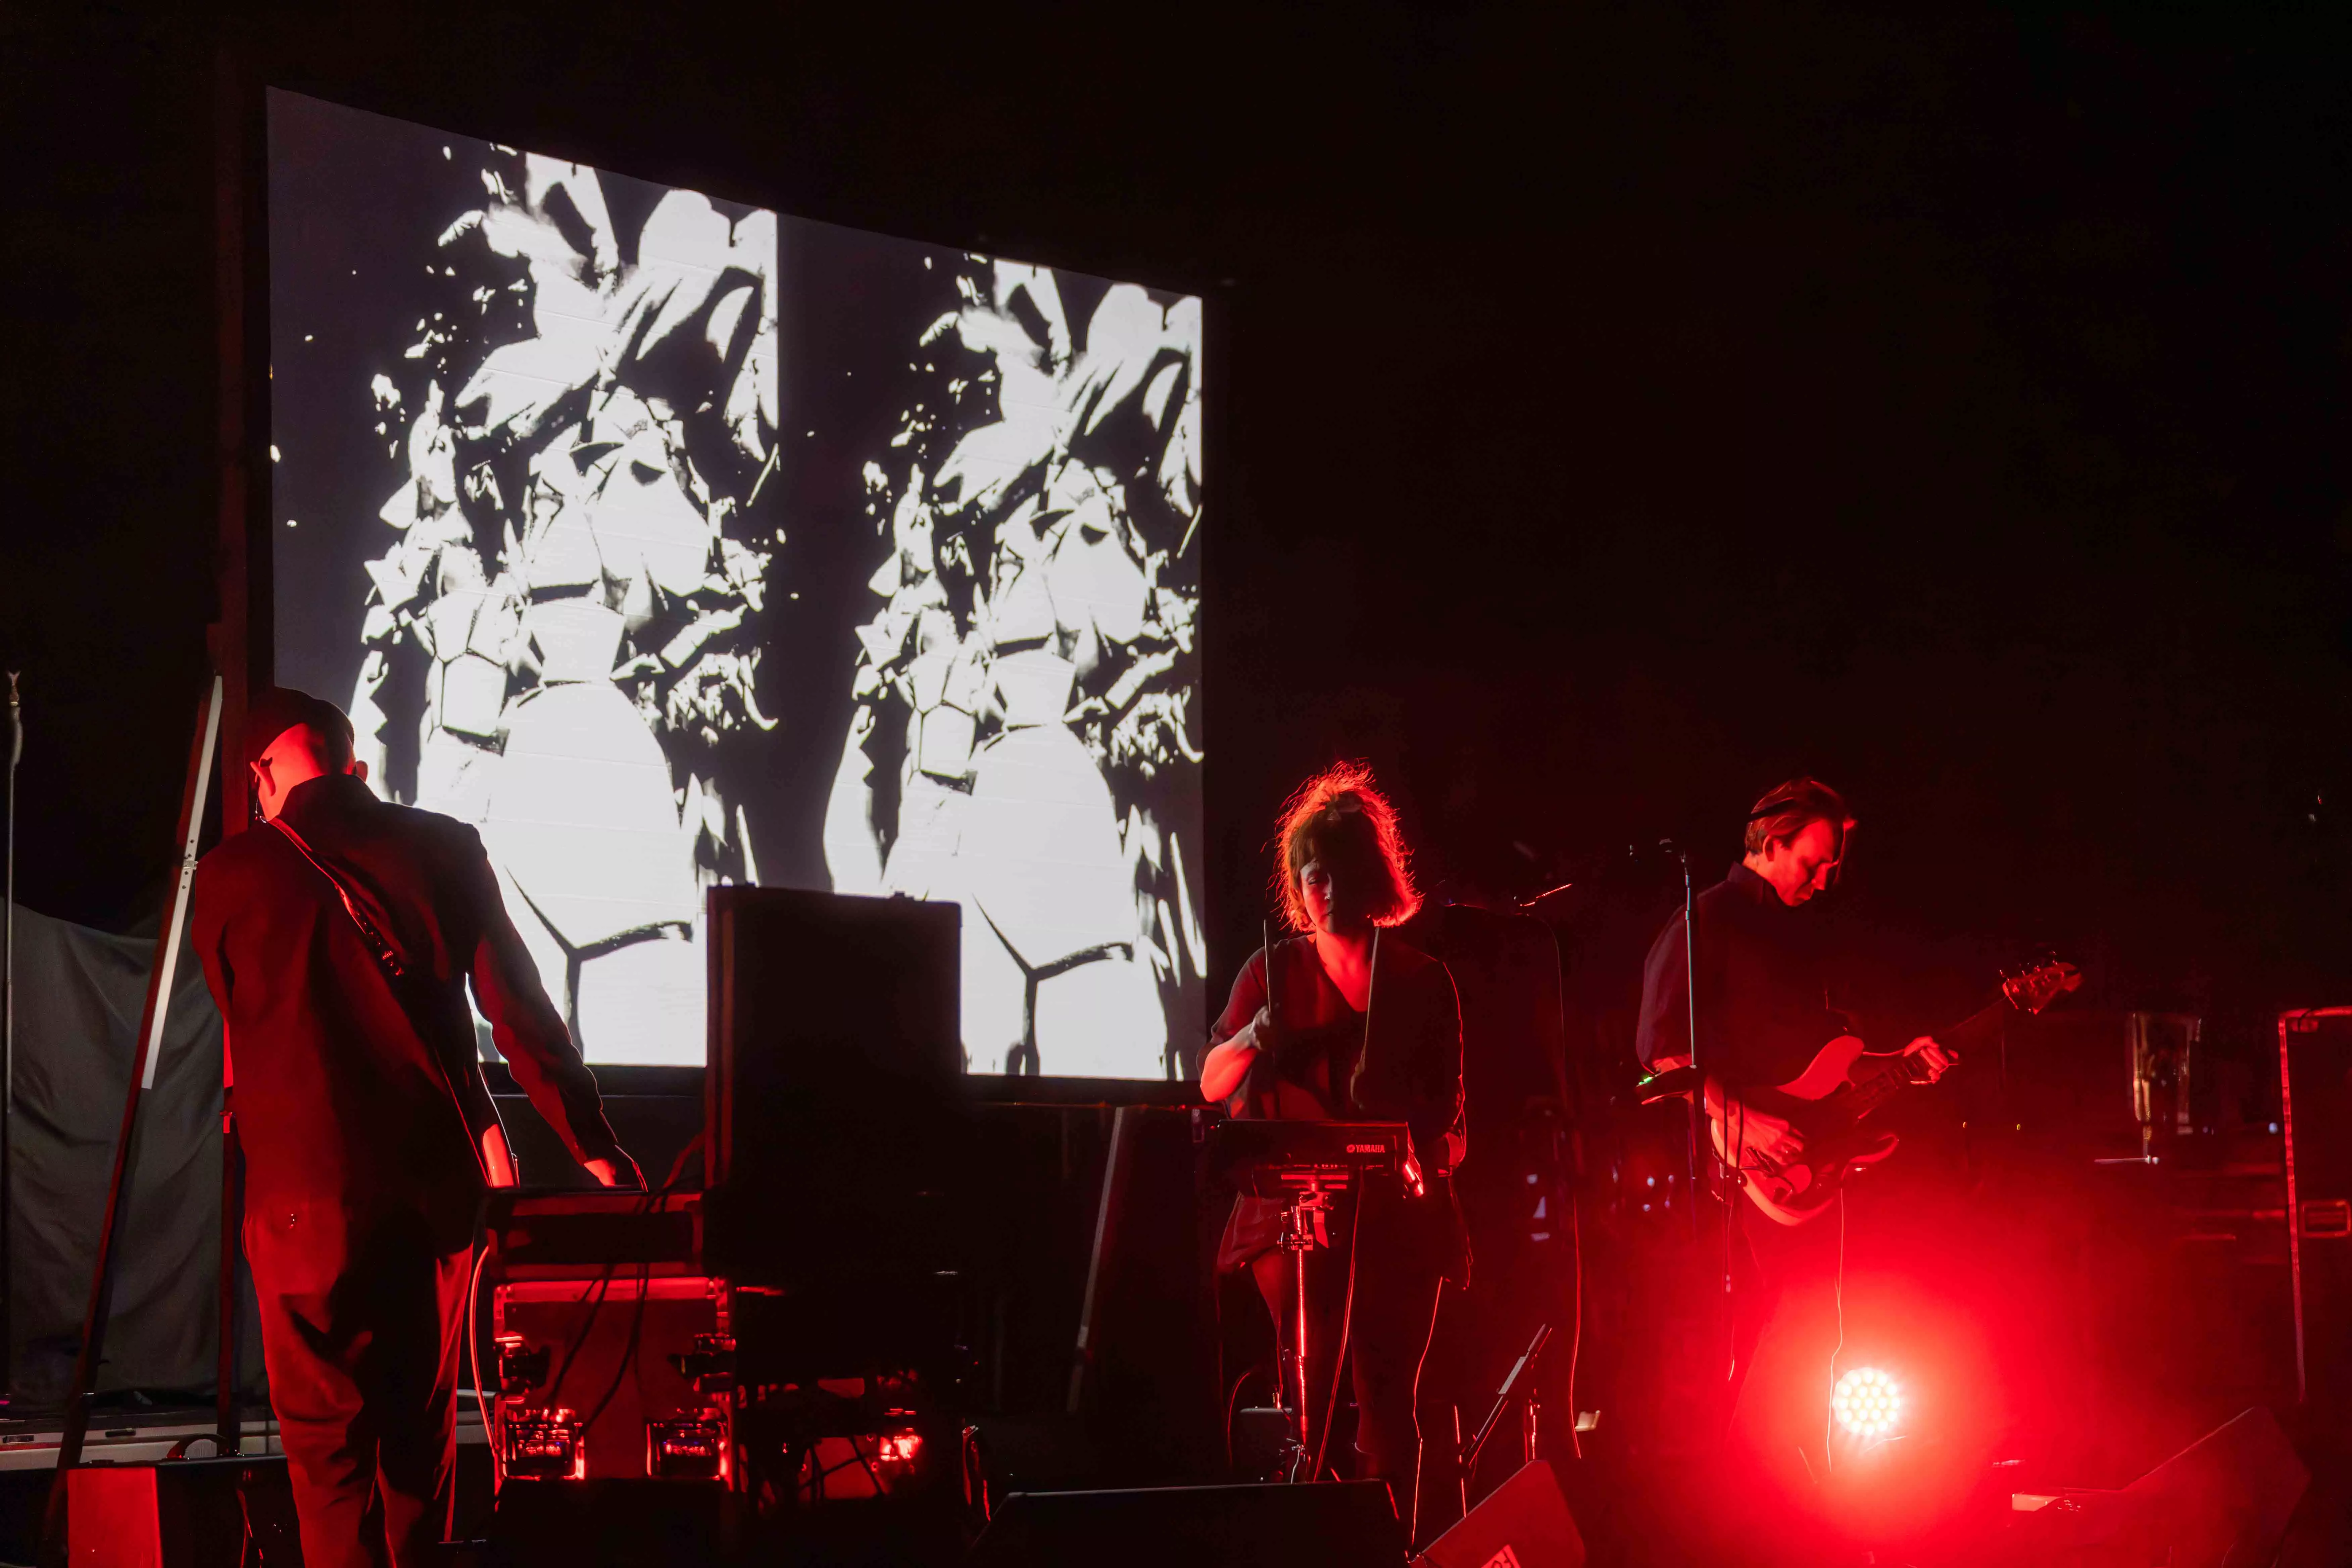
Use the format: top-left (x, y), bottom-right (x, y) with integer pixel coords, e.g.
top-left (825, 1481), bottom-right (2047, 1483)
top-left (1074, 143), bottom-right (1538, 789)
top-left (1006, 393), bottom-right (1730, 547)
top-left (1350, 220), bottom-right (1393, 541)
top-left (245, 687), bottom-right (365, 821)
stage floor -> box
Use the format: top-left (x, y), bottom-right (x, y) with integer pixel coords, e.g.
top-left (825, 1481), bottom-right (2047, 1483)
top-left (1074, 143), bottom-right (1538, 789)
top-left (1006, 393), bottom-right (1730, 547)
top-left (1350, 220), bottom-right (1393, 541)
top-left (0, 1397), bottom-right (490, 1471)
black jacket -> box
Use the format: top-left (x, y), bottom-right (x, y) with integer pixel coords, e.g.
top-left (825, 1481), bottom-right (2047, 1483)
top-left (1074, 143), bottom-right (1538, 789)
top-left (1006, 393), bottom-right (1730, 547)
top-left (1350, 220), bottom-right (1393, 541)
top-left (1634, 862), bottom-right (1850, 1090)
top-left (192, 774), bottom-right (624, 1231)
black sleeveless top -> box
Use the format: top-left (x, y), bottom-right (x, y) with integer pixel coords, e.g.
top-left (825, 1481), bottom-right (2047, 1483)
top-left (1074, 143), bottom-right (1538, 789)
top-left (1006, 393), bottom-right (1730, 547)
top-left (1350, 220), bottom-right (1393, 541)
top-left (1210, 934), bottom-right (1465, 1270)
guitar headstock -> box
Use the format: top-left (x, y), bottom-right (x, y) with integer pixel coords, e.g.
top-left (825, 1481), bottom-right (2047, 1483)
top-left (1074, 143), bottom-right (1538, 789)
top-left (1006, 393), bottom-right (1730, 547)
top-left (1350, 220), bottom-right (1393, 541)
top-left (2000, 957), bottom-right (2082, 1016)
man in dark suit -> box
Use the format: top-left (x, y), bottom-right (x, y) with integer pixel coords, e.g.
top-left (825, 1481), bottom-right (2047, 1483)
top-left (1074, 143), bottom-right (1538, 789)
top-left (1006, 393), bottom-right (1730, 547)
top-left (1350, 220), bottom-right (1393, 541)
top-left (191, 688), bottom-right (639, 1568)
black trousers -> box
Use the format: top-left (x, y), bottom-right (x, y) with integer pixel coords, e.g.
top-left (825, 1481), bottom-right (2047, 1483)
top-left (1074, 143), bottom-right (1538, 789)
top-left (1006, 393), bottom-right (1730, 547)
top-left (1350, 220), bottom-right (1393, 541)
top-left (1726, 1196), bottom-right (1843, 1419)
top-left (1244, 1185), bottom-right (1447, 1535)
top-left (244, 1198), bottom-right (471, 1568)
top-left (1701, 1195), bottom-right (1848, 1568)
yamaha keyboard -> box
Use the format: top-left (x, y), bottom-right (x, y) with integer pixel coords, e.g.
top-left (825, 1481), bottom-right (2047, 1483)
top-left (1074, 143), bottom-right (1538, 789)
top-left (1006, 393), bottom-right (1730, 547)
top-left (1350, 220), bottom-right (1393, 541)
top-left (1206, 1119), bottom-right (1412, 1198)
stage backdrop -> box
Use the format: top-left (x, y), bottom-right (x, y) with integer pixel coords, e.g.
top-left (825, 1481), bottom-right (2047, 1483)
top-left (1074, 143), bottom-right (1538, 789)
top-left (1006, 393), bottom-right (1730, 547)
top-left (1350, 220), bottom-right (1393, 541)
top-left (267, 90), bottom-right (1204, 1078)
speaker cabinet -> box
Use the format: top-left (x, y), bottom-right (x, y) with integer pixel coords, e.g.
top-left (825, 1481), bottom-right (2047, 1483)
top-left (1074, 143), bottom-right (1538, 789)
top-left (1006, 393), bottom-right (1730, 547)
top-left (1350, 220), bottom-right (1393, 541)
top-left (968, 1480), bottom-right (1407, 1567)
top-left (2280, 1008), bottom-right (2352, 1426)
top-left (64, 1457), bottom-right (301, 1568)
top-left (2010, 1407), bottom-right (2307, 1568)
top-left (1414, 1460), bottom-right (1585, 1568)
top-left (702, 887), bottom-right (966, 1289)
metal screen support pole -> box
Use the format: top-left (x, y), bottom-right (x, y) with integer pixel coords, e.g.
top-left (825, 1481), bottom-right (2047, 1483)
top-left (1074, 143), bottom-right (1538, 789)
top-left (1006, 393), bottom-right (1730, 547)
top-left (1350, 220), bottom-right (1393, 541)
top-left (2280, 1011), bottom-right (2307, 1406)
top-left (1673, 848), bottom-right (1699, 1241)
top-left (1066, 1105), bottom-right (1132, 1415)
top-left (3, 671), bottom-right (21, 1402)
top-left (40, 677), bottom-right (221, 1566)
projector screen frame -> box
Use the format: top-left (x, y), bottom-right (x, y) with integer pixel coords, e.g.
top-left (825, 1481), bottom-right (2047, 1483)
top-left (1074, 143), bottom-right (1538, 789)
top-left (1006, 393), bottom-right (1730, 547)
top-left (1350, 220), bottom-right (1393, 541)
top-left (227, 71), bottom-right (1223, 1100)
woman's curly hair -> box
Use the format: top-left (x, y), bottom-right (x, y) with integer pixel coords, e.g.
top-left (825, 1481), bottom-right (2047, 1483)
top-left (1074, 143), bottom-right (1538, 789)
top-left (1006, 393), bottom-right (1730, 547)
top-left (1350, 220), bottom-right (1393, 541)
top-left (1271, 761), bottom-right (1421, 935)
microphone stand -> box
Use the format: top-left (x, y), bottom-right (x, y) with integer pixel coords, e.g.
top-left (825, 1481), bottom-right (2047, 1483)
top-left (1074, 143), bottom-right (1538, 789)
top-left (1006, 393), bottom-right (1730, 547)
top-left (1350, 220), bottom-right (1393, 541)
top-left (1653, 843), bottom-right (1701, 1237)
top-left (1505, 884), bottom-right (1581, 1463)
top-left (3, 671), bottom-right (19, 1401)
top-left (1656, 841), bottom-right (1735, 1431)
top-left (1512, 838), bottom-right (1701, 1464)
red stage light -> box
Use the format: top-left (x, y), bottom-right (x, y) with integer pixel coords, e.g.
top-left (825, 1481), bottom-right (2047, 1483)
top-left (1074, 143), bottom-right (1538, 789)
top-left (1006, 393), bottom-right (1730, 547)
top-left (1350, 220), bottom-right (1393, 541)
top-left (878, 1430), bottom-right (922, 1466)
top-left (1831, 1367), bottom-right (1902, 1439)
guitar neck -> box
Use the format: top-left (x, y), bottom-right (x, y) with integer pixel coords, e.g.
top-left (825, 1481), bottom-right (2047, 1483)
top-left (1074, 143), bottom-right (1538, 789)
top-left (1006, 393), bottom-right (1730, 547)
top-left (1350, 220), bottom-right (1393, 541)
top-left (1937, 994), bottom-right (2016, 1059)
top-left (1838, 994), bottom-right (2009, 1119)
top-left (1840, 1061), bottom-right (1928, 1120)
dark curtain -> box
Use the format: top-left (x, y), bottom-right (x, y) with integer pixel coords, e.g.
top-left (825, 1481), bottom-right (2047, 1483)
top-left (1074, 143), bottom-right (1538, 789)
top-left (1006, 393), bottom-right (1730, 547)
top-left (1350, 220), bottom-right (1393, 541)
top-left (7, 902), bottom-right (262, 1408)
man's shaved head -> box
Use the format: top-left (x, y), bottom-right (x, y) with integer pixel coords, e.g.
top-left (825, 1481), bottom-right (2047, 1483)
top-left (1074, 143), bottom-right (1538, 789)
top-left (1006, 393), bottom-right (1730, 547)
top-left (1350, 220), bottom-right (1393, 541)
top-left (245, 687), bottom-right (364, 821)
top-left (244, 687), bottom-right (355, 773)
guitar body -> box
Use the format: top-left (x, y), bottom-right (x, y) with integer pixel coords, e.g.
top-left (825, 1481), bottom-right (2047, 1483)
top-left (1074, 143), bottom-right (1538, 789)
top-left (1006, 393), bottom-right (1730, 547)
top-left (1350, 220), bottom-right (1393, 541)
top-left (1778, 1033), bottom-right (1885, 1102)
top-left (1709, 1036), bottom-right (1909, 1226)
top-left (1677, 958), bottom-right (2080, 1227)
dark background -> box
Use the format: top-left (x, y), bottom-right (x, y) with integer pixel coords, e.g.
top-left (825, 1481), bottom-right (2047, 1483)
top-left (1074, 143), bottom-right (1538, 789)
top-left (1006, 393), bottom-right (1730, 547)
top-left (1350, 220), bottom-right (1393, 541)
top-left (6, 3), bottom-right (2350, 1038)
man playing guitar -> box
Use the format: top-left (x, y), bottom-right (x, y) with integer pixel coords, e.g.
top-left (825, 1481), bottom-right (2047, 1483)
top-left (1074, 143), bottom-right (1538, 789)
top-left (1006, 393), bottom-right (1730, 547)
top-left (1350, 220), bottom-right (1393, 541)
top-left (1633, 779), bottom-right (1953, 1419)
top-left (1629, 780), bottom-right (2079, 1560)
top-left (1636, 777), bottom-right (1954, 1179)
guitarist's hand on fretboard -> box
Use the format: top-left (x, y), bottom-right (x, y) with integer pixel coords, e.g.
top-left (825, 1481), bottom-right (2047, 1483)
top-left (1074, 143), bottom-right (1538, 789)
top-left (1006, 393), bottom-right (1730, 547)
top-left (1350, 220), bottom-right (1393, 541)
top-left (1902, 1035), bottom-right (1957, 1082)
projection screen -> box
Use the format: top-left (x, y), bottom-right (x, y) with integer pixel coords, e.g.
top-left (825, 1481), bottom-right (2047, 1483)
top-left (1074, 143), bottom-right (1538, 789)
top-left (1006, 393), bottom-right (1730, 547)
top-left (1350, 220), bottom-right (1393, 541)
top-left (267, 90), bottom-right (1204, 1079)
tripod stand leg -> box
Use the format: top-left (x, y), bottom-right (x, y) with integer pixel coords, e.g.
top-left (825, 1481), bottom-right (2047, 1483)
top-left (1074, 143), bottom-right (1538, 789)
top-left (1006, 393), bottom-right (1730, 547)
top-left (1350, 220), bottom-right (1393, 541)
top-left (38, 677), bottom-right (220, 1567)
top-left (1293, 1241), bottom-right (1311, 1475)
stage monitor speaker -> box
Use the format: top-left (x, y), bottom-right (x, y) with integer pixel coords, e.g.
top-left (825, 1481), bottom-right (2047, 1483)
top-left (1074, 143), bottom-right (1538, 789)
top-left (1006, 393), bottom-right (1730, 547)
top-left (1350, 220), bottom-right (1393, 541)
top-left (65, 1456), bottom-right (301, 1568)
top-left (2281, 1008), bottom-right (2352, 1426)
top-left (2011, 1407), bottom-right (2307, 1568)
top-left (967, 1480), bottom-right (1407, 1567)
top-left (2119, 1407), bottom-right (2307, 1568)
top-left (1414, 1460), bottom-right (1584, 1568)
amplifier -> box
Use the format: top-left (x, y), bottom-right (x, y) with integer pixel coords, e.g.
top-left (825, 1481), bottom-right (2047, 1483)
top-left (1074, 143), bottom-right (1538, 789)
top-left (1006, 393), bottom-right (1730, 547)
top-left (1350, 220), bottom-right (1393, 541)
top-left (64, 1456), bottom-right (301, 1568)
top-left (2279, 1009), bottom-right (2352, 1427)
top-left (491, 1275), bottom-right (733, 1483)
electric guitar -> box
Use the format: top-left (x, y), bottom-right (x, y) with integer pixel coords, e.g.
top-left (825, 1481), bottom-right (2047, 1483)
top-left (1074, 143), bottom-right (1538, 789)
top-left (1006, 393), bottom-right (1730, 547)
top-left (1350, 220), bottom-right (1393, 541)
top-left (1639, 958), bottom-right (2080, 1226)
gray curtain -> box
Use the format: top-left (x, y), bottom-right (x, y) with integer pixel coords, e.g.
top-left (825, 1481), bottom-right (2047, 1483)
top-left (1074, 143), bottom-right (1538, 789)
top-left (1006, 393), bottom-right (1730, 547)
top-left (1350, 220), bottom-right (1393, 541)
top-left (7, 902), bottom-right (262, 1408)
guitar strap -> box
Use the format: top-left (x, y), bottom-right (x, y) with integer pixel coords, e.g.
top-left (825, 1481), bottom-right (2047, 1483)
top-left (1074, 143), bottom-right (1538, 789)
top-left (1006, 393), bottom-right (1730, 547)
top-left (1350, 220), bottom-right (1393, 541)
top-left (267, 814), bottom-right (509, 1187)
top-left (269, 816), bottom-right (408, 982)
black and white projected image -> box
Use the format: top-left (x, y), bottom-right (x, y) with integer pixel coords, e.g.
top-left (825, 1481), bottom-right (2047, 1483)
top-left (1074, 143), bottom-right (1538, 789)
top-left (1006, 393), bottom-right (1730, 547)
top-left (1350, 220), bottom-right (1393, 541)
top-left (824, 262), bottom-right (1204, 1079)
top-left (268, 91), bottom-right (1204, 1077)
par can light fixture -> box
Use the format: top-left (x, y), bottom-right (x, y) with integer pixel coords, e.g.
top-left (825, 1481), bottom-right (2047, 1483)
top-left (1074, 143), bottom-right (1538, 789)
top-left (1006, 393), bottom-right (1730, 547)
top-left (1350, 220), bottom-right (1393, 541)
top-left (1831, 1366), bottom-right (1902, 1439)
